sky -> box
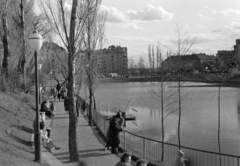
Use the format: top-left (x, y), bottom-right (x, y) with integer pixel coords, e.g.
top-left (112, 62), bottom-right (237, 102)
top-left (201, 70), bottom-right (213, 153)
top-left (100, 0), bottom-right (240, 64)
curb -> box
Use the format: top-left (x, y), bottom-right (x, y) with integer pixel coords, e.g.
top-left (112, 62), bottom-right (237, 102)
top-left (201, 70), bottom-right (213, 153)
top-left (42, 151), bottom-right (65, 166)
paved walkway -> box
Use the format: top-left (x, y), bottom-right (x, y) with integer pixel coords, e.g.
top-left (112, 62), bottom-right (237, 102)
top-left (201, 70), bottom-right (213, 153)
top-left (43, 97), bottom-right (122, 166)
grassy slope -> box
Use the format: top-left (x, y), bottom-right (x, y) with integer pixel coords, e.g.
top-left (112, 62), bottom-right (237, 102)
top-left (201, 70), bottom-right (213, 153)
top-left (0, 91), bottom-right (47, 166)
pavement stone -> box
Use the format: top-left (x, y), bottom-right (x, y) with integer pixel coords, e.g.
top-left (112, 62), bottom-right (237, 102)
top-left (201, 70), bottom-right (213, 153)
top-left (42, 97), bottom-right (121, 166)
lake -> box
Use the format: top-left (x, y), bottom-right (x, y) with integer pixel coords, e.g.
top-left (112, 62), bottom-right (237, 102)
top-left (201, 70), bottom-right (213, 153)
top-left (80, 81), bottom-right (240, 156)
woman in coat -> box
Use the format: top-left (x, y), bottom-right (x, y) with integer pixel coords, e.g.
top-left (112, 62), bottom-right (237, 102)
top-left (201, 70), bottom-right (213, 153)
top-left (109, 115), bottom-right (123, 154)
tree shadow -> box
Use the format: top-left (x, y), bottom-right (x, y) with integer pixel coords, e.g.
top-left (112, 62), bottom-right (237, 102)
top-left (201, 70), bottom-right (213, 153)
top-left (11, 125), bottom-right (33, 134)
top-left (11, 134), bottom-right (32, 147)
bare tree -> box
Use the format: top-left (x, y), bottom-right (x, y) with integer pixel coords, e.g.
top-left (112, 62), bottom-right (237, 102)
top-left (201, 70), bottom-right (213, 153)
top-left (39, 0), bottom-right (104, 161)
top-left (152, 45), bottom-right (155, 76)
top-left (170, 22), bottom-right (195, 150)
top-left (148, 45), bottom-right (152, 76)
top-left (10, 0), bottom-right (33, 81)
top-left (83, 0), bottom-right (106, 125)
top-left (148, 52), bottom-right (178, 162)
top-left (138, 57), bottom-right (145, 76)
top-left (128, 57), bottom-right (135, 76)
top-left (0, 0), bottom-right (10, 78)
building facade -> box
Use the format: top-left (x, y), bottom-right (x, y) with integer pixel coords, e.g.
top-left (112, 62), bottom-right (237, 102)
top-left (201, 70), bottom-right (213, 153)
top-left (97, 45), bottom-right (128, 76)
top-left (161, 53), bottom-right (216, 72)
top-left (216, 50), bottom-right (235, 66)
top-left (234, 39), bottom-right (240, 63)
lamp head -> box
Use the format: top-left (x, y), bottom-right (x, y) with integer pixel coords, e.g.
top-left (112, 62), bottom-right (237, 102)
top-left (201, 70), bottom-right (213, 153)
top-left (28, 30), bottom-right (43, 51)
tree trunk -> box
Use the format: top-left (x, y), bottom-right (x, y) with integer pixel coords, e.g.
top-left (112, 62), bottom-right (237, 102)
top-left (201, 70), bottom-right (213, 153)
top-left (218, 80), bottom-right (222, 166)
top-left (68, 0), bottom-right (79, 162)
top-left (1, 10), bottom-right (9, 78)
top-left (88, 75), bottom-right (93, 126)
top-left (178, 77), bottom-right (181, 149)
top-left (19, 0), bottom-right (26, 81)
top-left (161, 76), bottom-right (164, 162)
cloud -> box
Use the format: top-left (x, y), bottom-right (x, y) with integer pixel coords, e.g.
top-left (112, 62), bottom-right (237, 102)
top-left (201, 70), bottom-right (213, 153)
top-left (100, 4), bottom-right (173, 23)
top-left (100, 5), bottom-right (127, 22)
top-left (225, 21), bottom-right (240, 30)
top-left (197, 24), bottom-right (207, 29)
top-left (211, 29), bottom-right (222, 33)
top-left (213, 9), bottom-right (240, 17)
top-left (123, 24), bottom-right (148, 31)
top-left (198, 14), bottom-right (212, 20)
top-left (126, 4), bottom-right (173, 21)
top-left (109, 35), bottom-right (154, 43)
top-left (183, 24), bottom-right (191, 30)
top-left (194, 33), bottom-right (224, 44)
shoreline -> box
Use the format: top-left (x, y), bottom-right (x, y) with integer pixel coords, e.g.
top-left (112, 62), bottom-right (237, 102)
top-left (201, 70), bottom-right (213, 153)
top-left (98, 76), bottom-right (240, 88)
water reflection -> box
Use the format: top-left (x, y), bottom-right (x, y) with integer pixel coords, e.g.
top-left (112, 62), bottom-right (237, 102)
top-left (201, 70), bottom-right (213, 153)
top-left (81, 81), bottom-right (240, 155)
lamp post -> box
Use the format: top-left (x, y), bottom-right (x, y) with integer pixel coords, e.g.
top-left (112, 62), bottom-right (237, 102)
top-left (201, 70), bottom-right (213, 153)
top-left (28, 29), bottom-right (43, 162)
top-left (38, 63), bottom-right (42, 105)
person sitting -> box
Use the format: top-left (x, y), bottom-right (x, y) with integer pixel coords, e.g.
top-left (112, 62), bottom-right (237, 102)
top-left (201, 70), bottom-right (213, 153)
top-left (32, 112), bottom-right (60, 153)
top-left (173, 150), bottom-right (187, 166)
top-left (32, 112), bottom-right (46, 149)
top-left (115, 152), bottom-right (132, 166)
top-left (136, 159), bottom-right (148, 166)
top-left (49, 101), bottom-right (55, 117)
top-left (45, 102), bottom-right (53, 118)
top-left (40, 101), bottom-right (47, 112)
top-left (41, 127), bottom-right (60, 153)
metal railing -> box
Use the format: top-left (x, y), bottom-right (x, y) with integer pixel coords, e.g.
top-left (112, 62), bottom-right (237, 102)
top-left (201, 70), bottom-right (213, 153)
top-left (92, 110), bottom-right (240, 166)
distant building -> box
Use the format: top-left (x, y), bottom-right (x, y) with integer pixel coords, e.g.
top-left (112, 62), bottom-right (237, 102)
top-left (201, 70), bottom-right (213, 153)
top-left (234, 39), bottom-right (240, 63)
top-left (161, 53), bottom-right (216, 72)
top-left (216, 50), bottom-right (235, 65)
top-left (96, 45), bottom-right (128, 76)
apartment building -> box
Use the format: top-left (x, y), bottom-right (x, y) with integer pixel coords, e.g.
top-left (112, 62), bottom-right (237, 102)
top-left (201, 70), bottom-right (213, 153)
top-left (234, 39), bottom-right (240, 63)
top-left (96, 45), bottom-right (128, 76)
top-left (216, 50), bottom-right (235, 65)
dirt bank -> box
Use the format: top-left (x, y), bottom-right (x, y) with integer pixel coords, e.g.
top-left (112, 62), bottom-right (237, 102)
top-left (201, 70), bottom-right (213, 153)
top-left (0, 91), bottom-right (47, 166)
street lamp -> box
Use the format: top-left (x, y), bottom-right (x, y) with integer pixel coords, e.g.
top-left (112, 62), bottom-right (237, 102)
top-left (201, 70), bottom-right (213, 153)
top-left (28, 29), bottom-right (43, 162)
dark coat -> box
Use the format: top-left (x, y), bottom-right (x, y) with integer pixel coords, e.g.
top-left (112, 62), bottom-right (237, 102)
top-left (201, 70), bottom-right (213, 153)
top-left (109, 117), bottom-right (123, 149)
top-left (64, 98), bottom-right (69, 111)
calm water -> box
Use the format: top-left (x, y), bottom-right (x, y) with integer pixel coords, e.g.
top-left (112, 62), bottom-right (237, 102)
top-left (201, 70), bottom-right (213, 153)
top-left (81, 81), bottom-right (240, 156)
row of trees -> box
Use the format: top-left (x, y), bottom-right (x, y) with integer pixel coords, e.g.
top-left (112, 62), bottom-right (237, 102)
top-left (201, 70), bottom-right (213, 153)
top-left (149, 23), bottom-right (233, 165)
top-left (0, 0), bottom-right (107, 162)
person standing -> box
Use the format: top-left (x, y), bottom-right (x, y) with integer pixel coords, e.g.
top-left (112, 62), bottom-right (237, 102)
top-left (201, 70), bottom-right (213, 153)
top-left (105, 111), bottom-right (125, 151)
top-left (81, 99), bottom-right (86, 114)
top-left (76, 99), bottom-right (80, 117)
top-left (64, 96), bottom-right (69, 112)
top-left (109, 114), bottom-right (123, 154)
top-left (117, 110), bottom-right (125, 127)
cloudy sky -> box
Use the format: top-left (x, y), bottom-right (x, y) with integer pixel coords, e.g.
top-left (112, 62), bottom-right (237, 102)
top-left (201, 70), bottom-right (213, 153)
top-left (100, 0), bottom-right (240, 64)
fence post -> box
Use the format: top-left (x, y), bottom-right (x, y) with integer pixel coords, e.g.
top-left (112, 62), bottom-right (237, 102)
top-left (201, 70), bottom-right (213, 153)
top-left (143, 138), bottom-right (146, 159)
top-left (124, 131), bottom-right (126, 150)
top-left (104, 116), bottom-right (105, 136)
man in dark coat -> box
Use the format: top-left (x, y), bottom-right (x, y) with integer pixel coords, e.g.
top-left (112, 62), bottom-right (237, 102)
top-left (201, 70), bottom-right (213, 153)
top-left (109, 115), bottom-right (123, 154)
top-left (64, 96), bottom-right (69, 112)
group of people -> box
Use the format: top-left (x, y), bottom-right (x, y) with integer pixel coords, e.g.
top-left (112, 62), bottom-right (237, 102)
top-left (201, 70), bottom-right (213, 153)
top-left (32, 110), bottom-right (60, 153)
top-left (50, 83), bottom-right (67, 102)
top-left (40, 100), bottom-right (55, 118)
top-left (115, 152), bottom-right (148, 166)
top-left (105, 110), bottom-right (125, 154)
